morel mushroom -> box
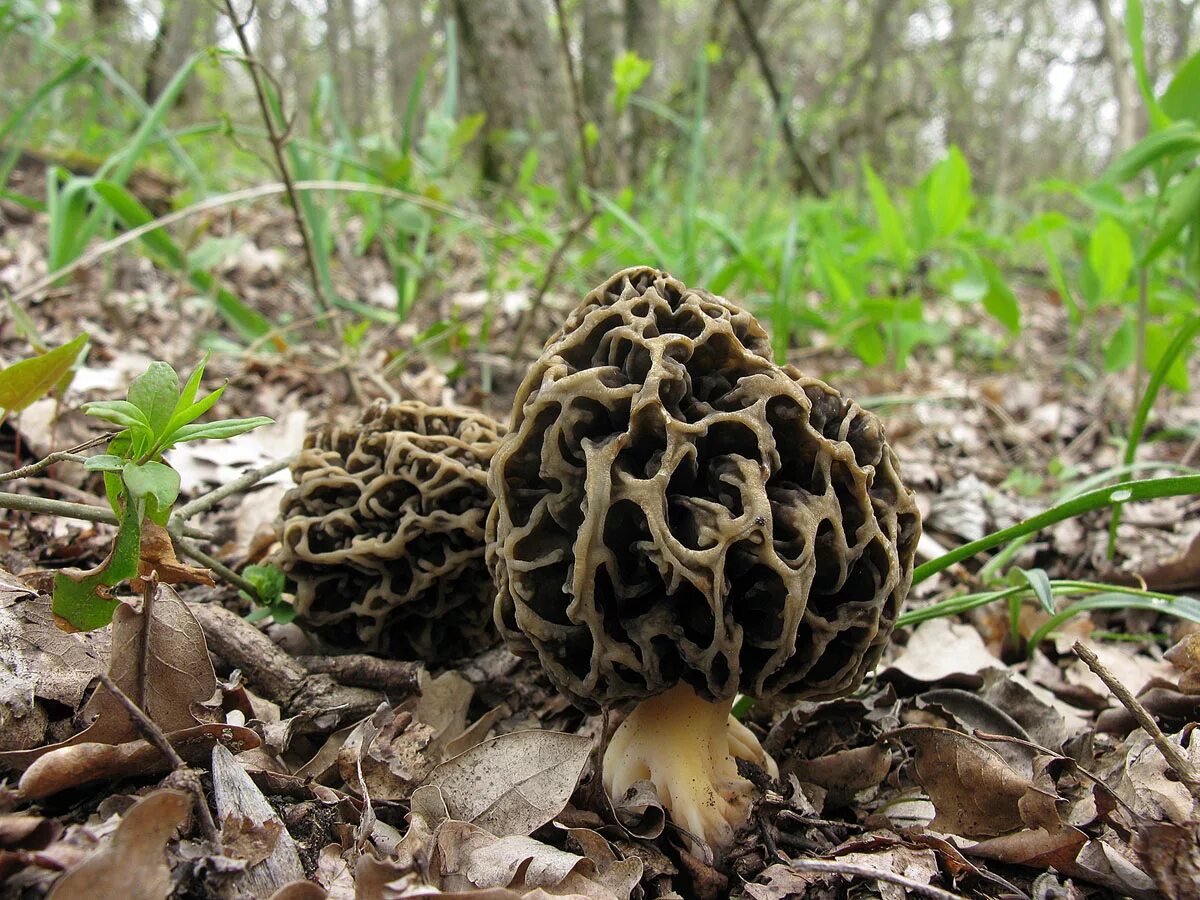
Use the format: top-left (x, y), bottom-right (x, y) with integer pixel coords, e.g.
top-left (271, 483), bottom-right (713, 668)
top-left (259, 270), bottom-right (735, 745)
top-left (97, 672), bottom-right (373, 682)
top-left (487, 267), bottom-right (920, 853)
top-left (279, 401), bottom-right (503, 660)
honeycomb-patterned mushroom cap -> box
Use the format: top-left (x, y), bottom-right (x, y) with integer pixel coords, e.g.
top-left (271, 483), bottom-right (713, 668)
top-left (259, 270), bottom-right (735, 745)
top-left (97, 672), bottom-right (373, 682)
top-left (279, 401), bottom-right (504, 660)
top-left (488, 267), bottom-right (921, 710)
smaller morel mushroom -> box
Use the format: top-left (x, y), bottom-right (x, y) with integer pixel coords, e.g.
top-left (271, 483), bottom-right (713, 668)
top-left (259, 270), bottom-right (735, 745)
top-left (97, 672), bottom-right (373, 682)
top-left (487, 267), bottom-right (920, 855)
top-left (279, 400), bottom-right (503, 660)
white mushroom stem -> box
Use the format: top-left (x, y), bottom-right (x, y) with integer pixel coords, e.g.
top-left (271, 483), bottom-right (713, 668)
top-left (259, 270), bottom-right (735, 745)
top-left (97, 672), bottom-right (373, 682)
top-left (602, 682), bottom-right (779, 855)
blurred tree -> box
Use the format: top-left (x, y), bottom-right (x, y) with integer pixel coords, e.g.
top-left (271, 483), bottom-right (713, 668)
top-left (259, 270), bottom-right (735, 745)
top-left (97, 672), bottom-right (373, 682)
top-left (450, 0), bottom-right (569, 184)
top-left (144, 0), bottom-right (216, 106)
top-left (1091, 0), bottom-right (1139, 155)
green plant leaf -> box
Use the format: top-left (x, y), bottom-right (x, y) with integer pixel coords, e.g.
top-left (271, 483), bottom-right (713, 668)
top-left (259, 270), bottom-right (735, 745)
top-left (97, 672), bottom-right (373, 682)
top-left (1145, 323), bottom-right (1191, 393)
top-left (83, 454), bottom-right (126, 473)
top-left (863, 160), bottom-right (910, 269)
top-left (0, 333), bottom-right (88, 413)
top-left (52, 492), bottom-right (142, 631)
top-left (81, 399), bottom-right (152, 431)
top-left (980, 258), bottom-right (1020, 334)
top-left (1162, 48), bottom-right (1200, 123)
top-left (177, 354), bottom-right (210, 409)
top-left (1088, 217), bottom-right (1134, 298)
top-left (925, 146), bottom-right (973, 238)
top-left (1103, 122), bottom-right (1200, 183)
top-left (1010, 567), bottom-right (1055, 615)
top-left (1104, 317), bottom-right (1136, 371)
top-left (914, 474), bottom-right (1200, 584)
top-left (128, 361), bottom-right (181, 439)
top-left (1125, 0), bottom-right (1169, 130)
top-left (162, 383), bottom-right (227, 443)
top-left (1141, 166), bottom-right (1200, 265)
top-left (92, 181), bottom-right (274, 343)
top-left (169, 416), bottom-right (274, 444)
top-left (1026, 592), bottom-right (1200, 650)
top-left (851, 325), bottom-right (887, 366)
top-left (122, 460), bottom-right (180, 526)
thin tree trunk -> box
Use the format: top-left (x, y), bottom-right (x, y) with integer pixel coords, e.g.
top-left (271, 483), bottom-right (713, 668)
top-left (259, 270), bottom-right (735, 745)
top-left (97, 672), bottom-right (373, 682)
top-left (862, 0), bottom-right (899, 165)
top-left (1169, 0), bottom-right (1197, 66)
top-left (1091, 0), bottom-right (1139, 156)
top-left (991, 0), bottom-right (1036, 198)
top-left (450, 0), bottom-right (569, 184)
top-left (623, 0), bottom-right (661, 185)
top-left (144, 0), bottom-right (209, 106)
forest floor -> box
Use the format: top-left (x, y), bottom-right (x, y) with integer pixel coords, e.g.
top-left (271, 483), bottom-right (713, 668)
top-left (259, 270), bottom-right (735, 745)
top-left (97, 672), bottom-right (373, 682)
top-left (2, 201), bottom-right (1200, 900)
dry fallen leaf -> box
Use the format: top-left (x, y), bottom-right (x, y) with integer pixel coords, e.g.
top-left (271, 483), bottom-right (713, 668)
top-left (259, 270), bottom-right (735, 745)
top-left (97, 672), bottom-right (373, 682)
top-left (883, 619), bottom-right (1001, 686)
top-left (1165, 632), bottom-right (1200, 694)
top-left (745, 851), bottom-right (941, 900)
top-left (0, 583), bottom-right (218, 773)
top-left (18, 723), bottom-right (260, 799)
top-left (433, 820), bottom-right (639, 899)
top-left (137, 522), bottom-right (215, 587)
top-left (425, 731), bottom-right (592, 837)
top-left (0, 578), bottom-right (106, 752)
top-left (1134, 821), bottom-right (1200, 899)
top-left (45, 789), bottom-right (190, 900)
top-left (887, 725), bottom-right (1064, 838)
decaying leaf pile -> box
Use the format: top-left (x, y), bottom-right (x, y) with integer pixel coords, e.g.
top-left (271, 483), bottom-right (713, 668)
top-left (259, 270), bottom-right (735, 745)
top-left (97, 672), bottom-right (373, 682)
top-left (3, 207), bottom-right (1200, 900)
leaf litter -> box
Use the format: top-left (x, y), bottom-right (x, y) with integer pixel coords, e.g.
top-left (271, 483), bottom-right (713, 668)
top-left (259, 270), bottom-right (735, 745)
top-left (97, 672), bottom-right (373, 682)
top-left (4, 205), bottom-right (1200, 898)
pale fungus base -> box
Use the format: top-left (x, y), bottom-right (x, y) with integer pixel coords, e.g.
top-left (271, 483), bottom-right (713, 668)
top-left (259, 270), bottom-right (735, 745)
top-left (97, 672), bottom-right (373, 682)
top-left (603, 682), bottom-right (779, 855)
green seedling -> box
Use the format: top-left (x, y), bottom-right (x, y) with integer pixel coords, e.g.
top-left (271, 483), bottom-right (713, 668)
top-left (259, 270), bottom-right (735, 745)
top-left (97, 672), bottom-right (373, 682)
top-left (51, 355), bottom-right (272, 630)
top-left (241, 564), bottom-right (292, 624)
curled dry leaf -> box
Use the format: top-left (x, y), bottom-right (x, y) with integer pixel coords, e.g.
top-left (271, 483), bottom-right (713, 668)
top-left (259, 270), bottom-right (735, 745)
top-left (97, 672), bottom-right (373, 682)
top-left (45, 789), bottom-right (190, 900)
top-left (220, 814), bottom-right (283, 867)
top-left (606, 779), bottom-right (666, 840)
top-left (886, 725), bottom-right (1064, 838)
top-left (745, 853), bottom-right (941, 900)
top-left (137, 521), bottom-right (215, 587)
top-left (18, 723), bottom-right (260, 799)
top-left (425, 731), bottom-right (592, 837)
top-left (1118, 729), bottom-right (1200, 824)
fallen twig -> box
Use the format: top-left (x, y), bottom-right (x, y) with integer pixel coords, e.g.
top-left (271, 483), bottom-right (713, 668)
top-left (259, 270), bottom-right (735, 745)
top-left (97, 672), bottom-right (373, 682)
top-left (0, 491), bottom-right (209, 540)
top-left (784, 858), bottom-right (967, 900)
top-left (97, 671), bottom-right (221, 845)
top-left (1072, 639), bottom-right (1200, 803)
top-left (298, 654), bottom-right (420, 693)
top-left (188, 600), bottom-right (396, 726)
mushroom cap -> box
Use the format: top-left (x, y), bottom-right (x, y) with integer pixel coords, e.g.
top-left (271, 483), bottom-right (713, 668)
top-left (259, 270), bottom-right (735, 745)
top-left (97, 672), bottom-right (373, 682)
top-left (487, 267), bottom-right (920, 710)
top-left (279, 401), bottom-right (503, 660)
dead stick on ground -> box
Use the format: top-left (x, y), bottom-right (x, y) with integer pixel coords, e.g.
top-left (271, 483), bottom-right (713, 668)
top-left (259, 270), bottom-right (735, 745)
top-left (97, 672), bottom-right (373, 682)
top-left (1072, 640), bottom-right (1200, 803)
top-left (297, 655), bottom-right (420, 693)
top-left (785, 859), bottom-right (966, 900)
top-left (97, 671), bottom-right (221, 845)
top-left (188, 601), bottom-right (398, 725)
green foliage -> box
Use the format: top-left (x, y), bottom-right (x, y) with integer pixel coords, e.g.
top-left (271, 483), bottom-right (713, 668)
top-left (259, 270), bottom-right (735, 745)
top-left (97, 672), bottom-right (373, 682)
top-left (612, 51), bottom-right (653, 115)
top-left (0, 333), bottom-right (88, 414)
top-left (49, 356), bottom-right (272, 631)
top-left (241, 564), bottom-right (292, 623)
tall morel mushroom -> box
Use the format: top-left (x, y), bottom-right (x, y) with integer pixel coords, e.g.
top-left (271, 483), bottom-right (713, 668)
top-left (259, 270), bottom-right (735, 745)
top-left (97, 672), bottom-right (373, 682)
top-left (487, 267), bottom-right (920, 853)
top-left (279, 401), bottom-right (503, 660)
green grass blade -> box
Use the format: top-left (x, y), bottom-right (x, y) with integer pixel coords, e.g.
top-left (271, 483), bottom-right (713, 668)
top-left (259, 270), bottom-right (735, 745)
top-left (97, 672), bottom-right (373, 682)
top-left (1107, 313), bottom-right (1200, 557)
top-left (93, 181), bottom-right (274, 343)
top-left (914, 475), bottom-right (1200, 584)
top-left (1026, 592), bottom-right (1200, 650)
